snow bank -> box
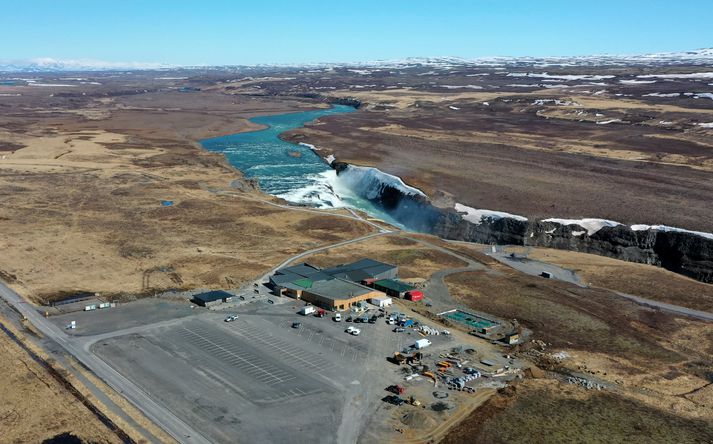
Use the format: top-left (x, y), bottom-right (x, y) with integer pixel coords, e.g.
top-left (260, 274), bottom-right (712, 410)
top-left (437, 84), bottom-right (483, 89)
top-left (542, 218), bottom-right (621, 235)
top-left (637, 72), bottom-right (713, 79)
top-left (696, 122), bottom-right (713, 128)
top-left (644, 92), bottom-right (680, 97)
top-left (298, 142), bottom-right (318, 150)
top-left (619, 79), bottom-right (657, 84)
top-left (507, 72), bottom-right (615, 81)
top-left (631, 224), bottom-right (713, 241)
top-left (455, 203), bottom-right (527, 225)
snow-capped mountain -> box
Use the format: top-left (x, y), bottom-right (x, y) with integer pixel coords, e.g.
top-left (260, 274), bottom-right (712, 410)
top-left (1, 49), bottom-right (712, 73)
top-left (0, 58), bottom-right (173, 73)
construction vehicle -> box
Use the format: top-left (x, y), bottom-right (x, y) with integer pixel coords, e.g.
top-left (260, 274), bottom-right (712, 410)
top-left (391, 352), bottom-right (408, 365)
top-left (386, 384), bottom-right (405, 395)
top-left (315, 308), bottom-right (326, 318)
top-left (408, 395), bottom-right (421, 407)
top-left (437, 360), bottom-right (452, 368)
top-left (423, 371), bottom-right (438, 387)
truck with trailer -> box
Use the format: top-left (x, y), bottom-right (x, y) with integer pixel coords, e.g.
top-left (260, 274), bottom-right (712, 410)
top-left (299, 306), bottom-right (316, 316)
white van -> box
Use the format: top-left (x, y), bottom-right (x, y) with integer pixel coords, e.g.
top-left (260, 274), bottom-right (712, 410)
top-left (334, 313), bottom-right (342, 322)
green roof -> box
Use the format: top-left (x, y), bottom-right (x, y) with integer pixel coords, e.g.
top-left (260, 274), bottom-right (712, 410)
top-left (293, 278), bottom-right (313, 289)
top-left (374, 279), bottom-right (415, 293)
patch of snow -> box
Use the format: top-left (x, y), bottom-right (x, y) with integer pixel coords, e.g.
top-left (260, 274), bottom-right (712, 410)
top-left (28, 83), bottom-right (77, 87)
top-left (482, 101), bottom-right (489, 106)
top-left (596, 119), bottom-right (622, 125)
top-left (545, 228), bottom-right (557, 234)
top-left (643, 92), bottom-right (681, 97)
top-left (455, 203), bottom-right (527, 225)
top-left (448, 105), bottom-right (460, 110)
top-left (694, 92), bottom-right (713, 100)
top-left (507, 72), bottom-right (615, 81)
top-left (658, 120), bottom-right (674, 125)
top-left (155, 76), bottom-right (188, 80)
top-left (466, 73), bottom-right (490, 77)
top-left (532, 99), bottom-right (580, 106)
top-left (572, 230), bottom-right (586, 236)
top-left (298, 142), bottom-right (318, 150)
top-left (631, 224), bottom-right (713, 240)
top-left (619, 79), bottom-right (657, 84)
top-left (507, 84), bottom-right (542, 88)
top-left (696, 122), bottom-right (713, 128)
top-left (637, 72), bottom-right (713, 79)
top-left (436, 84), bottom-right (483, 89)
top-left (542, 218), bottom-right (621, 236)
top-left (348, 69), bottom-right (372, 75)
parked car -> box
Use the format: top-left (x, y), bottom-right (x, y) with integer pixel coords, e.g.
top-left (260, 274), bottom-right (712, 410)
top-left (346, 326), bottom-right (356, 334)
top-left (224, 315), bottom-right (238, 322)
top-left (334, 313), bottom-right (342, 322)
top-left (383, 395), bottom-right (405, 406)
top-left (292, 321), bottom-right (301, 329)
top-left (346, 316), bottom-right (353, 322)
top-left (369, 315), bottom-right (377, 324)
top-left (351, 328), bottom-right (361, 336)
top-left (393, 327), bottom-right (405, 333)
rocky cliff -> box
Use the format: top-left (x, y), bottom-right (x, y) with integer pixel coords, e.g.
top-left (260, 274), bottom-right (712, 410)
top-left (333, 162), bottom-right (713, 284)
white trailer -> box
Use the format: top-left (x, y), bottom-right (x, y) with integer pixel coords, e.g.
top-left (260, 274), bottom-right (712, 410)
top-left (414, 338), bottom-right (432, 349)
top-left (370, 296), bottom-right (393, 308)
top-left (299, 306), bottom-right (316, 316)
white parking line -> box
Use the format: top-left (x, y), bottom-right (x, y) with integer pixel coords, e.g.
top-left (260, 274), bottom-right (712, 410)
top-left (179, 327), bottom-right (288, 384)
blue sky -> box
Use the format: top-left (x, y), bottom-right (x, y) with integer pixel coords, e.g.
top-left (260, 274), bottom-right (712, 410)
top-left (2, 0), bottom-right (711, 65)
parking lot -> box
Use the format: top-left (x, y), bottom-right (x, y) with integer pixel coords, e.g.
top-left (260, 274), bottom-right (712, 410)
top-left (72, 294), bottom-right (505, 443)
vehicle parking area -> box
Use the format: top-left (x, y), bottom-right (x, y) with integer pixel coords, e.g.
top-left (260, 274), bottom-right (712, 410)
top-left (77, 295), bottom-right (517, 443)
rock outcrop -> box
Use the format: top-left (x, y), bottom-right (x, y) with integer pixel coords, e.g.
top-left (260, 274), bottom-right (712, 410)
top-left (333, 161), bottom-right (713, 283)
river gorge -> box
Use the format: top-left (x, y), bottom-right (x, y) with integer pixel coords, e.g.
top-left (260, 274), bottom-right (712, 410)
top-left (202, 105), bottom-right (713, 284)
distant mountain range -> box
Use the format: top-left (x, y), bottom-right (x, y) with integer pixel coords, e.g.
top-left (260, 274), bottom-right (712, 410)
top-left (2, 49), bottom-right (712, 73)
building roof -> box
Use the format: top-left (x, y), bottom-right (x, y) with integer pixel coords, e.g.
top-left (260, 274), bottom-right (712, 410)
top-left (293, 278), bottom-right (313, 289)
top-left (322, 258), bottom-right (396, 280)
top-left (305, 278), bottom-right (377, 302)
top-left (193, 290), bottom-right (232, 303)
top-left (278, 263), bottom-right (323, 277)
top-left (374, 279), bottom-right (415, 293)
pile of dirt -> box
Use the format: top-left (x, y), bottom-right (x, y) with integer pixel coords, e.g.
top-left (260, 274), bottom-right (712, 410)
top-left (400, 410), bottom-right (437, 429)
top-left (431, 401), bottom-right (455, 412)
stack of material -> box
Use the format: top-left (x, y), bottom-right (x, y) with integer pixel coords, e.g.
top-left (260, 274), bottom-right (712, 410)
top-left (418, 325), bottom-right (440, 335)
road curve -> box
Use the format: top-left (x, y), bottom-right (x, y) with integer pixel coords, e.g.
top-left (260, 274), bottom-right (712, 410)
top-left (0, 281), bottom-right (212, 444)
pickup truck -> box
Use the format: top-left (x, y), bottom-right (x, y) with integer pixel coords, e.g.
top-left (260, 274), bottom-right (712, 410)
top-left (224, 315), bottom-right (238, 322)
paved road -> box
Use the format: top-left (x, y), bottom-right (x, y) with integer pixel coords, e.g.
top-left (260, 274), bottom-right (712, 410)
top-left (443, 241), bottom-right (713, 322)
top-left (612, 290), bottom-right (713, 322)
top-left (0, 281), bottom-right (212, 444)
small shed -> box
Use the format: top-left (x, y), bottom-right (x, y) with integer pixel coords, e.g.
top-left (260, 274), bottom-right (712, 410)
top-left (193, 290), bottom-right (232, 307)
top-left (370, 296), bottom-right (393, 308)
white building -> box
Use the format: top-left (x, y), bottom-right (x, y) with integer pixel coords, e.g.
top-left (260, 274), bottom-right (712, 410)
top-left (370, 296), bottom-right (393, 308)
